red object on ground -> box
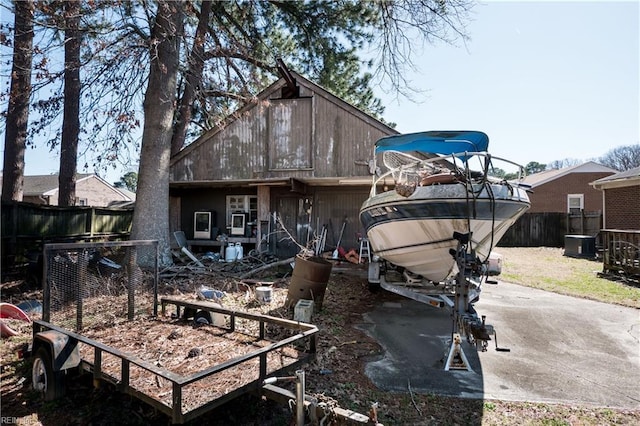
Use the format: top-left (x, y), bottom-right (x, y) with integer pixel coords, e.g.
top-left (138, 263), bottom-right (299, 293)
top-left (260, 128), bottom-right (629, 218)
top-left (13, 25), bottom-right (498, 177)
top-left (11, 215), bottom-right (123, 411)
top-left (0, 303), bottom-right (31, 338)
top-left (0, 303), bottom-right (31, 321)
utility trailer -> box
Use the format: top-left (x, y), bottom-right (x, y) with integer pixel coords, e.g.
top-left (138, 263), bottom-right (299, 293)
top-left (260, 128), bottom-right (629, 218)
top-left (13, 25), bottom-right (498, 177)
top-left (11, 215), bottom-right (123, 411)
top-left (30, 302), bottom-right (318, 424)
top-left (29, 240), bottom-right (380, 425)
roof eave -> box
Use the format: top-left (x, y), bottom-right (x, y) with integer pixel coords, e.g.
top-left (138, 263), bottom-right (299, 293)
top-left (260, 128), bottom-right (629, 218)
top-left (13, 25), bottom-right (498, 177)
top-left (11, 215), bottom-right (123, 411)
top-left (591, 176), bottom-right (640, 190)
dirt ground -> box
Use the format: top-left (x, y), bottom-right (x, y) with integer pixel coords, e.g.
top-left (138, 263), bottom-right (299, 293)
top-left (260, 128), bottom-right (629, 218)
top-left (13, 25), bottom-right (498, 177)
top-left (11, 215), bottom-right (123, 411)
top-left (2, 251), bottom-right (639, 425)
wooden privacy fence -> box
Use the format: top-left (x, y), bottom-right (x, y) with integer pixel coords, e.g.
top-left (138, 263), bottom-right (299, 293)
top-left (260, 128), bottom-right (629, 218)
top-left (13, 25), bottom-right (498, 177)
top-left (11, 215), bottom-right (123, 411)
top-left (499, 211), bottom-right (603, 248)
top-left (499, 212), bottom-right (566, 247)
top-left (1, 201), bottom-right (133, 268)
top-left (567, 211), bottom-right (602, 236)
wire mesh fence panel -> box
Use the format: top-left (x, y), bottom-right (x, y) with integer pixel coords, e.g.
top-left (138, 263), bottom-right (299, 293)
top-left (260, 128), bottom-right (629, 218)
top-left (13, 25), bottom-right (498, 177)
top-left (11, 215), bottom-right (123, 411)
top-left (42, 240), bottom-right (158, 331)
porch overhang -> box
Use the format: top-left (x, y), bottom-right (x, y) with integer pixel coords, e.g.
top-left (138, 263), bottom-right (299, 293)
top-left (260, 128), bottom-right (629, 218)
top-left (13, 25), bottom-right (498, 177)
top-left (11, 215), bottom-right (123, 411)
top-left (169, 176), bottom-right (375, 190)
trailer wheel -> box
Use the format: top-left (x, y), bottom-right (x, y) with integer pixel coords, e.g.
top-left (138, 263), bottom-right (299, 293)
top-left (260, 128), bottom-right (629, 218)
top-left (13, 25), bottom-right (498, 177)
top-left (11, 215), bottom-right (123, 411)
top-left (32, 347), bottom-right (65, 401)
top-left (194, 310), bottom-right (212, 325)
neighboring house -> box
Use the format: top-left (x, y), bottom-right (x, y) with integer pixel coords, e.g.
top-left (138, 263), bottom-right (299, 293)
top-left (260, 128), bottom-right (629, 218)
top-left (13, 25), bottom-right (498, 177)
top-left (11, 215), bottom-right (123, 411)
top-left (591, 166), bottom-right (640, 230)
top-left (522, 161), bottom-right (617, 214)
top-left (169, 70), bottom-right (397, 256)
top-left (11, 174), bottom-right (135, 207)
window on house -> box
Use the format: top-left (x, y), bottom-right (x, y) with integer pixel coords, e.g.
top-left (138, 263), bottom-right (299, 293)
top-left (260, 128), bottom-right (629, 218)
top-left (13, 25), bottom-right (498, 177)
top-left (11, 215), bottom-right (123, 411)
top-left (567, 194), bottom-right (584, 213)
top-left (226, 195), bottom-right (257, 225)
top-left (76, 198), bottom-right (88, 206)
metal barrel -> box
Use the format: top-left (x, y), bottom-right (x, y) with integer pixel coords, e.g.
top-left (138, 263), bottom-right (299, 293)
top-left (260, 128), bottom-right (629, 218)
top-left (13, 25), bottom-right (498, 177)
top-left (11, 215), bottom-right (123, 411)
top-left (286, 256), bottom-right (333, 310)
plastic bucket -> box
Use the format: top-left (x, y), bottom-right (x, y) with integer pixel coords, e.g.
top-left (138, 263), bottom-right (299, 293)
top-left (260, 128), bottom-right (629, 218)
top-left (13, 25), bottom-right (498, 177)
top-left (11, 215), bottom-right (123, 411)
top-left (255, 286), bottom-right (272, 303)
top-left (286, 255), bottom-right (333, 310)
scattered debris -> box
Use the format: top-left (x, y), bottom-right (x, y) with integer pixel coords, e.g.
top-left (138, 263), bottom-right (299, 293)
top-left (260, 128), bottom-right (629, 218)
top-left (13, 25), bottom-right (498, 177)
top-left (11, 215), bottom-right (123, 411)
top-left (187, 347), bottom-right (203, 358)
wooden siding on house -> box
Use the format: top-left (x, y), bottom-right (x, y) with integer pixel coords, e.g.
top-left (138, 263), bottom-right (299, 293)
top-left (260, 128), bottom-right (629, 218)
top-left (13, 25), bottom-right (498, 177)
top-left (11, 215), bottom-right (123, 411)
top-left (267, 186), bottom-right (370, 256)
top-left (168, 71), bottom-right (397, 257)
top-left (314, 187), bottom-right (371, 249)
top-left (170, 73), bottom-right (395, 183)
top-left (176, 187), bottom-right (253, 239)
top-left (172, 184), bottom-right (371, 254)
top-left (171, 105), bottom-right (268, 182)
top-left (268, 98), bottom-right (313, 170)
top-left (311, 90), bottom-right (383, 178)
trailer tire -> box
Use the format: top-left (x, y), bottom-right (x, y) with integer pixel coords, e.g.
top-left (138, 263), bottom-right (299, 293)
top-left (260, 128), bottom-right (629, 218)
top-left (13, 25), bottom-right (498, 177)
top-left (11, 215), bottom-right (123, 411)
top-left (194, 310), bottom-right (212, 325)
top-left (32, 347), bottom-right (65, 401)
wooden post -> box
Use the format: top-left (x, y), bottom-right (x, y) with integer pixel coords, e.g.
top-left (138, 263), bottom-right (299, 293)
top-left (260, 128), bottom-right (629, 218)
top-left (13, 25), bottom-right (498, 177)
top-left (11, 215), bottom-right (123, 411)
top-left (257, 185), bottom-right (270, 251)
top-left (76, 249), bottom-right (87, 331)
top-left (127, 246), bottom-right (137, 321)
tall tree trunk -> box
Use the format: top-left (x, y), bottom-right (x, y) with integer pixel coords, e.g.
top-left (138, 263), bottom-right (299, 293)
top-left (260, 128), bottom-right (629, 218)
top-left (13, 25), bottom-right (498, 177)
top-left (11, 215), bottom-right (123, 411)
top-left (131, 1), bottom-right (183, 265)
top-left (2, 0), bottom-right (34, 202)
top-left (58, 0), bottom-right (82, 206)
top-left (171, 0), bottom-right (211, 156)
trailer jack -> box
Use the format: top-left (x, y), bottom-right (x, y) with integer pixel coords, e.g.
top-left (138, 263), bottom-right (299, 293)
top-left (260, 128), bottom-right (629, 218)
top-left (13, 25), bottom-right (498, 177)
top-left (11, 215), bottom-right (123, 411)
top-left (262, 370), bottom-right (383, 425)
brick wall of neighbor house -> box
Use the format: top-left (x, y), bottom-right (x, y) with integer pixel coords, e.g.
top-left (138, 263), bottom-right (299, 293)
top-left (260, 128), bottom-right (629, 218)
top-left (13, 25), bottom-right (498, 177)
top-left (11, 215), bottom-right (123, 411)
top-left (78, 177), bottom-right (129, 206)
top-left (528, 172), bottom-right (613, 213)
top-left (604, 186), bottom-right (640, 230)
top-left (45, 177), bottom-right (128, 206)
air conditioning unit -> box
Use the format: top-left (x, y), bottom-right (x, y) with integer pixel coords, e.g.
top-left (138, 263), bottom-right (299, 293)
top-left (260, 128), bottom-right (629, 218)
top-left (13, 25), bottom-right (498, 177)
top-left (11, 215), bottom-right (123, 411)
top-left (193, 211), bottom-right (211, 239)
top-left (231, 213), bottom-right (246, 236)
top-left (564, 235), bottom-right (596, 258)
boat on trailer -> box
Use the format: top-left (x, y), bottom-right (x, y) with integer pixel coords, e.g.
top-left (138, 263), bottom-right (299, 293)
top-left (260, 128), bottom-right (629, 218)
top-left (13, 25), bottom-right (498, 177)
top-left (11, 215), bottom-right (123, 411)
top-left (359, 131), bottom-right (531, 361)
top-left (360, 130), bottom-right (530, 285)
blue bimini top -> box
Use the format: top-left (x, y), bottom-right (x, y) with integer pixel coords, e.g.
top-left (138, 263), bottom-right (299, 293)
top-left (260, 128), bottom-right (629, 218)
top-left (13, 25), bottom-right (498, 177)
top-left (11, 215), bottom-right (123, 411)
top-left (375, 130), bottom-right (489, 160)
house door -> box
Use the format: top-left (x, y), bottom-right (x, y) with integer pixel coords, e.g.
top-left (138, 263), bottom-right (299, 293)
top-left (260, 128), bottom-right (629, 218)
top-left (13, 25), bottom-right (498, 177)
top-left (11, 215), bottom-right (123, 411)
top-left (274, 196), bottom-right (308, 258)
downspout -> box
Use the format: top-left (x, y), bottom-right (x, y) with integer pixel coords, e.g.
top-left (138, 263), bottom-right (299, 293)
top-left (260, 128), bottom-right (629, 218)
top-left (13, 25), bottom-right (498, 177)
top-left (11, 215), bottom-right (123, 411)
top-left (601, 189), bottom-right (606, 230)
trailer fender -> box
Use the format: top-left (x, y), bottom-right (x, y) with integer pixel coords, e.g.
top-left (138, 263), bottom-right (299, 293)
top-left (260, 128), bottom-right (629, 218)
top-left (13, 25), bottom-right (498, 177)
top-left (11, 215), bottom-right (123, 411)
top-left (33, 330), bottom-right (80, 372)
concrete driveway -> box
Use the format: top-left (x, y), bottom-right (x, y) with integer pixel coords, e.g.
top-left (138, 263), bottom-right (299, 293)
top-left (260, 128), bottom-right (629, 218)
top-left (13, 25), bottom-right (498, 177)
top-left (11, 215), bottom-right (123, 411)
top-left (357, 281), bottom-right (640, 409)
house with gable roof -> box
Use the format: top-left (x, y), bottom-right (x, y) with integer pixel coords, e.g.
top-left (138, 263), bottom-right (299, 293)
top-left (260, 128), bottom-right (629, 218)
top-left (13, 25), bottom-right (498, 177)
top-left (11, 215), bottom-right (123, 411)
top-left (169, 70), bottom-right (397, 257)
top-left (499, 162), bottom-right (617, 246)
top-left (1, 174), bottom-right (134, 207)
top-left (521, 161), bottom-right (617, 214)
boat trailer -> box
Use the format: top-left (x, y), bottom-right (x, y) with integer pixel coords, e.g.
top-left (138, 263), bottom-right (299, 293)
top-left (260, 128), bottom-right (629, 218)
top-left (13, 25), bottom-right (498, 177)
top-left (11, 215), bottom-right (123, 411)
top-left (368, 232), bottom-right (509, 370)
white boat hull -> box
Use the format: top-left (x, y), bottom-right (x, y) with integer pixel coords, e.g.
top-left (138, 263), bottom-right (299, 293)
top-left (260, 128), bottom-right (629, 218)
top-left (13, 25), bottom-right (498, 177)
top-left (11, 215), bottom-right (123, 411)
top-left (360, 183), bottom-right (530, 282)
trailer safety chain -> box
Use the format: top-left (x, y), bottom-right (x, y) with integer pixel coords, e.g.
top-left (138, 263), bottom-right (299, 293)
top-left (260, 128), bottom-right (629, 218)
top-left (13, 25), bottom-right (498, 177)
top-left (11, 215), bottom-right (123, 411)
top-left (318, 402), bottom-right (331, 426)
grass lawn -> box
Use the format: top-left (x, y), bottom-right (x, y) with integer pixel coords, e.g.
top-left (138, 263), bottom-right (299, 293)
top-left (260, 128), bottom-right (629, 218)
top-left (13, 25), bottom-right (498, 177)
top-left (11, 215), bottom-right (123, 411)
top-left (496, 247), bottom-right (640, 308)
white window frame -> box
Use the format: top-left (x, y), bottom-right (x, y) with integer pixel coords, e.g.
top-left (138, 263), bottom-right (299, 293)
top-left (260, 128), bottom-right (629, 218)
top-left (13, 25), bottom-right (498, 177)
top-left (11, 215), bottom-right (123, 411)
top-left (225, 195), bottom-right (257, 224)
top-left (567, 193), bottom-right (584, 213)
